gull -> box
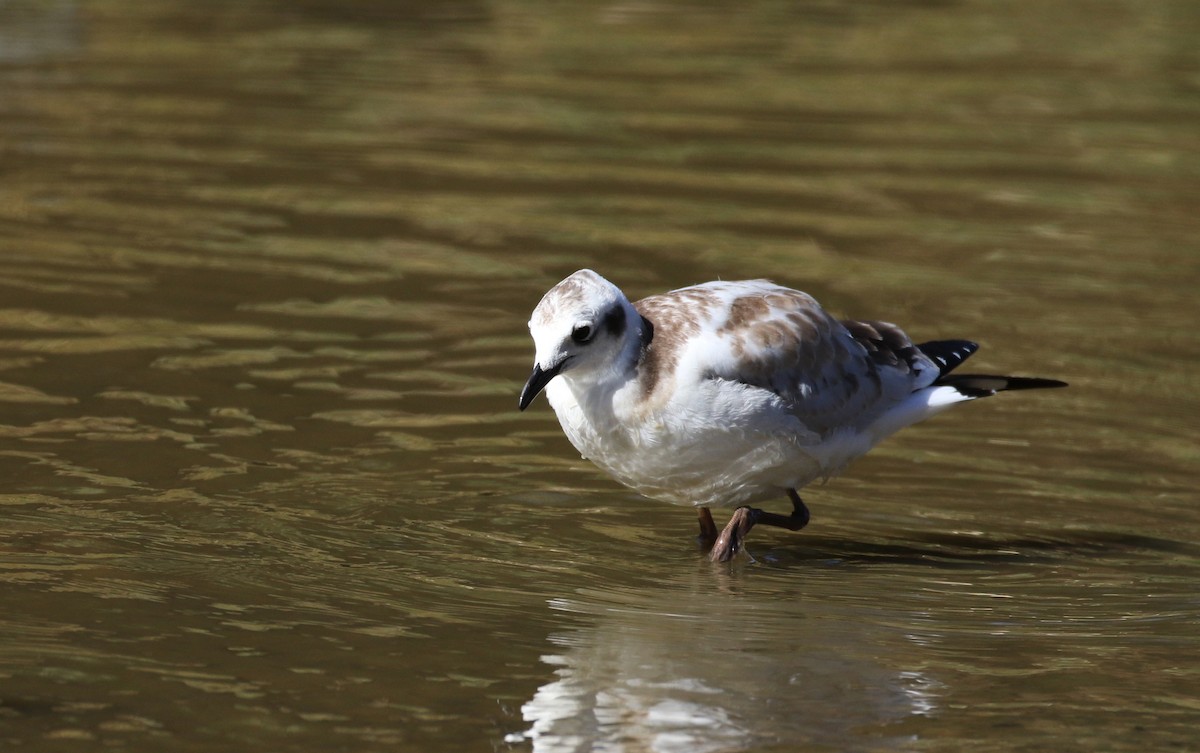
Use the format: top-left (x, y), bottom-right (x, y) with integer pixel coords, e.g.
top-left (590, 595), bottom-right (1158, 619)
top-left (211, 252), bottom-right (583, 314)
top-left (518, 269), bottom-right (1066, 562)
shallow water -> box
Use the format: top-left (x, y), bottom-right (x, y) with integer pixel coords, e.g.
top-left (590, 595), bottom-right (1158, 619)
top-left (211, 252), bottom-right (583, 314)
top-left (1, 1), bottom-right (1198, 751)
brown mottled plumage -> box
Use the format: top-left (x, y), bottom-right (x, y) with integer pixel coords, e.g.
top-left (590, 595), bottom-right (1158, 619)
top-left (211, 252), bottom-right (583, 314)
top-left (520, 270), bottom-right (1066, 562)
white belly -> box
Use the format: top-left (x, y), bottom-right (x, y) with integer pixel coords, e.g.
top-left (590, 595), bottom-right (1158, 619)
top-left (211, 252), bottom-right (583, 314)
top-left (545, 377), bottom-right (851, 508)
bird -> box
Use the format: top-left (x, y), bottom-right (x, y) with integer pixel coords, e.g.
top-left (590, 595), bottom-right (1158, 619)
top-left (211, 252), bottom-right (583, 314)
top-left (518, 269), bottom-right (1066, 562)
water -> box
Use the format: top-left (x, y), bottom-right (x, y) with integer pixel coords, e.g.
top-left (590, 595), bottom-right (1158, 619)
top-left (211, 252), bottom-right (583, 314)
top-left (1, 1), bottom-right (1198, 751)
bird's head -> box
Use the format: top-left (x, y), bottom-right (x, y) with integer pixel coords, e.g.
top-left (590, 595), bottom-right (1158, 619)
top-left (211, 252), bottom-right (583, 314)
top-left (519, 269), bottom-right (635, 410)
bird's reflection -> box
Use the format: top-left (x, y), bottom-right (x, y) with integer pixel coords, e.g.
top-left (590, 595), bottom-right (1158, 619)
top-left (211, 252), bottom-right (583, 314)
top-left (511, 567), bottom-right (937, 752)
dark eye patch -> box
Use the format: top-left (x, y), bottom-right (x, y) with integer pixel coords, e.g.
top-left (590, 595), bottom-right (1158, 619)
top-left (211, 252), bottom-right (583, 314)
top-left (602, 305), bottom-right (626, 337)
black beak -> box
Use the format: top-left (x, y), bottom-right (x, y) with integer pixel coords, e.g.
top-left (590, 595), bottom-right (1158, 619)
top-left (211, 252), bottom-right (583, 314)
top-left (519, 361), bottom-right (564, 411)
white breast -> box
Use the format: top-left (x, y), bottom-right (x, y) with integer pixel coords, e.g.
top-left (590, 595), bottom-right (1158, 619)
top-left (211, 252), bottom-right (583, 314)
top-left (546, 374), bottom-right (835, 508)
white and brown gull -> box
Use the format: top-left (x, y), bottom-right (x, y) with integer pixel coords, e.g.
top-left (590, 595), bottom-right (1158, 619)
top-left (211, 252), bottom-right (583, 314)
top-left (518, 269), bottom-right (1066, 562)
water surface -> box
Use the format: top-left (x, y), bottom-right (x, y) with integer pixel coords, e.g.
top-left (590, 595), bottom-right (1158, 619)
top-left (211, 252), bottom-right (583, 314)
top-left (0, 1), bottom-right (1198, 751)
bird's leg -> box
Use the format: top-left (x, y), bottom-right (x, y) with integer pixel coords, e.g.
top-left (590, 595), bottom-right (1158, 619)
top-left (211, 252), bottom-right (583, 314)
top-left (708, 490), bottom-right (810, 563)
top-left (697, 506), bottom-right (719, 546)
top-left (752, 489), bottom-right (810, 531)
top-left (709, 507), bottom-right (756, 563)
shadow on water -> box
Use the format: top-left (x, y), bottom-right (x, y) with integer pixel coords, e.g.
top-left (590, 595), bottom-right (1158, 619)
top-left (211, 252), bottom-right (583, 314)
top-left (754, 529), bottom-right (1200, 569)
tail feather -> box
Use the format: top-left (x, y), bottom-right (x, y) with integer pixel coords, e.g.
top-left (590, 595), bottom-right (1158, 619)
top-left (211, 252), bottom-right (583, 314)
top-left (937, 373), bottom-right (1068, 398)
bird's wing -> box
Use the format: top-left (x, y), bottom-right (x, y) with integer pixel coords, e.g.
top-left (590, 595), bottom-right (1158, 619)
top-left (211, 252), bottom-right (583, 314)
top-left (635, 281), bottom-right (940, 435)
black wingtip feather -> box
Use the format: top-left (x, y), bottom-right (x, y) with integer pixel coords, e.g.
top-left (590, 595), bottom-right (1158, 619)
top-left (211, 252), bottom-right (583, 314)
top-left (938, 373), bottom-right (1068, 398)
top-left (917, 339), bottom-right (979, 378)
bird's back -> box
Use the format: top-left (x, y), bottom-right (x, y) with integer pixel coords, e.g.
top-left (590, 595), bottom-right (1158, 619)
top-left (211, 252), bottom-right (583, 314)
top-left (632, 280), bottom-right (940, 437)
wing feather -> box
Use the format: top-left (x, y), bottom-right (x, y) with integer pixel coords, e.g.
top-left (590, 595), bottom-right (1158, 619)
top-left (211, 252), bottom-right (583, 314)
top-left (635, 282), bottom-right (939, 436)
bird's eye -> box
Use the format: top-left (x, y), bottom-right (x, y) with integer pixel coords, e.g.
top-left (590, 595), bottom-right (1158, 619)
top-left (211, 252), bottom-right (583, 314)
top-left (571, 324), bottom-right (594, 344)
